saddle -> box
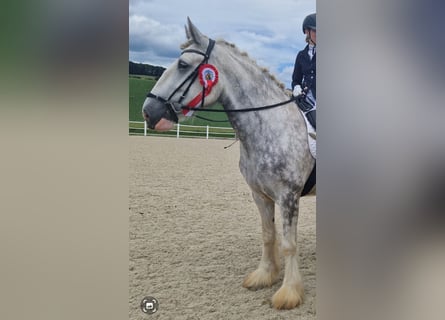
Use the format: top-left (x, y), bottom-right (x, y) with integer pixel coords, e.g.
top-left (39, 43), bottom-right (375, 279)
top-left (295, 94), bottom-right (316, 130)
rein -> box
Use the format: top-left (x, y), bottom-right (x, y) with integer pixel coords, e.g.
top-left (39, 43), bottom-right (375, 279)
top-left (181, 96), bottom-right (297, 114)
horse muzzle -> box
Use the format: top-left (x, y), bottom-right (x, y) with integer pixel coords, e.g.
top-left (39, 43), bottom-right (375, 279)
top-left (142, 97), bottom-right (178, 131)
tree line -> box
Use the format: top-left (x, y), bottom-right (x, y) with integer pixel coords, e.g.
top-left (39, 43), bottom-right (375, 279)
top-left (129, 61), bottom-right (165, 78)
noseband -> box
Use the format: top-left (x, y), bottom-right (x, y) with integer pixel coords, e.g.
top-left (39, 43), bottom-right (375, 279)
top-left (146, 39), bottom-right (216, 124)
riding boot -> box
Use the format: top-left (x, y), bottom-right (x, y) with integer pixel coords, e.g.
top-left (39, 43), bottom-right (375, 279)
top-left (306, 109), bottom-right (316, 130)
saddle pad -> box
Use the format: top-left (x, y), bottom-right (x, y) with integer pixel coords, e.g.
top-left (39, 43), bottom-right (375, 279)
top-left (300, 109), bottom-right (316, 159)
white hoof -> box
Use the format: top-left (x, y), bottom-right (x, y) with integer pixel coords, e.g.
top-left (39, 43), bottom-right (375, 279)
top-left (242, 267), bottom-right (279, 290)
top-left (271, 283), bottom-right (304, 309)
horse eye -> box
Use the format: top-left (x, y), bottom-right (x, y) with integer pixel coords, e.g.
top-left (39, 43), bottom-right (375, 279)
top-left (178, 60), bottom-right (189, 69)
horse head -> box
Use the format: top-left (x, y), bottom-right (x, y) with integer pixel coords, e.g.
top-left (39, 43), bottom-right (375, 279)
top-left (142, 18), bottom-right (223, 131)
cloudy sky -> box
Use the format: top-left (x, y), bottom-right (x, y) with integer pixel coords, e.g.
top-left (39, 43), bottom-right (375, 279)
top-left (129, 0), bottom-right (315, 88)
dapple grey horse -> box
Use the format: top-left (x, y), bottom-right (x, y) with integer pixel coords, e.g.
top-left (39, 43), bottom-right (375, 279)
top-left (142, 18), bottom-right (315, 309)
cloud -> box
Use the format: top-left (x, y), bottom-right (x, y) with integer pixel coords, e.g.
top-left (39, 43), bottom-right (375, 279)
top-left (129, 15), bottom-right (184, 62)
top-left (129, 0), bottom-right (316, 84)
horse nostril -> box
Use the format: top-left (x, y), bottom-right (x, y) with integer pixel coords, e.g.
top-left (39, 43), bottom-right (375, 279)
top-left (142, 111), bottom-right (149, 121)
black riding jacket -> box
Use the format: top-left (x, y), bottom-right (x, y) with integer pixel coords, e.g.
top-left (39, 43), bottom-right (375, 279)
top-left (291, 44), bottom-right (316, 99)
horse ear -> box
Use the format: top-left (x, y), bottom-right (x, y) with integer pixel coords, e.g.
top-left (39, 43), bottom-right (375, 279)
top-left (184, 24), bottom-right (191, 40)
top-left (186, 17), bottom-right (205, 45)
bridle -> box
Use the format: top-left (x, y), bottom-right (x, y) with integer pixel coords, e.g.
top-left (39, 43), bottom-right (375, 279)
top-left (145, 37), bottom-right (298, 127)
top-left (146, 38), bottom-right (216, 125)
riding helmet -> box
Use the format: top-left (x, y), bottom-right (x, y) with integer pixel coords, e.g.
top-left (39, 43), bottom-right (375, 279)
top-left (302, 13), bottom-right (316, 33)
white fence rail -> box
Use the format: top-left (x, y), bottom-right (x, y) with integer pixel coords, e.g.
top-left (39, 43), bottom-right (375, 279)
top-left (129, 121), bottom-right (236, 140)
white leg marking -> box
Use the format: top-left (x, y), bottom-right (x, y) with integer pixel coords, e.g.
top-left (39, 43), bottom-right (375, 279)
top-left (243, 191), bottom-right (280, 289)
top-left (272, 203), bottom-right (304, 309)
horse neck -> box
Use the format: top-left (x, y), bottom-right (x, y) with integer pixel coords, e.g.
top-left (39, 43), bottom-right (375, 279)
top-left (215, 45), bottom-right (304, 143)
top-left (217, 49), bottom-right (286, 111)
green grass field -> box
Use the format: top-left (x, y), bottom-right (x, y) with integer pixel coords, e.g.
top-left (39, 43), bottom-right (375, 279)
top-left (129, 75), bottom-right (231, 127)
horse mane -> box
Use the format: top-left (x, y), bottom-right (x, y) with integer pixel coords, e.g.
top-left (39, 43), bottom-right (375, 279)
top-left (180, 38), bottom-right (287, 93)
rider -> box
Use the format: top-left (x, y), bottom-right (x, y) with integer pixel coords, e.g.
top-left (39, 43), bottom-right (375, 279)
top-left (292, 13), bottom-right (316, 130)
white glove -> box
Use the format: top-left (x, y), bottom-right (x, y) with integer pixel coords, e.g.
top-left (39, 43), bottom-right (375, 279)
top-left (293, 85), bottom-right (302, 96)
